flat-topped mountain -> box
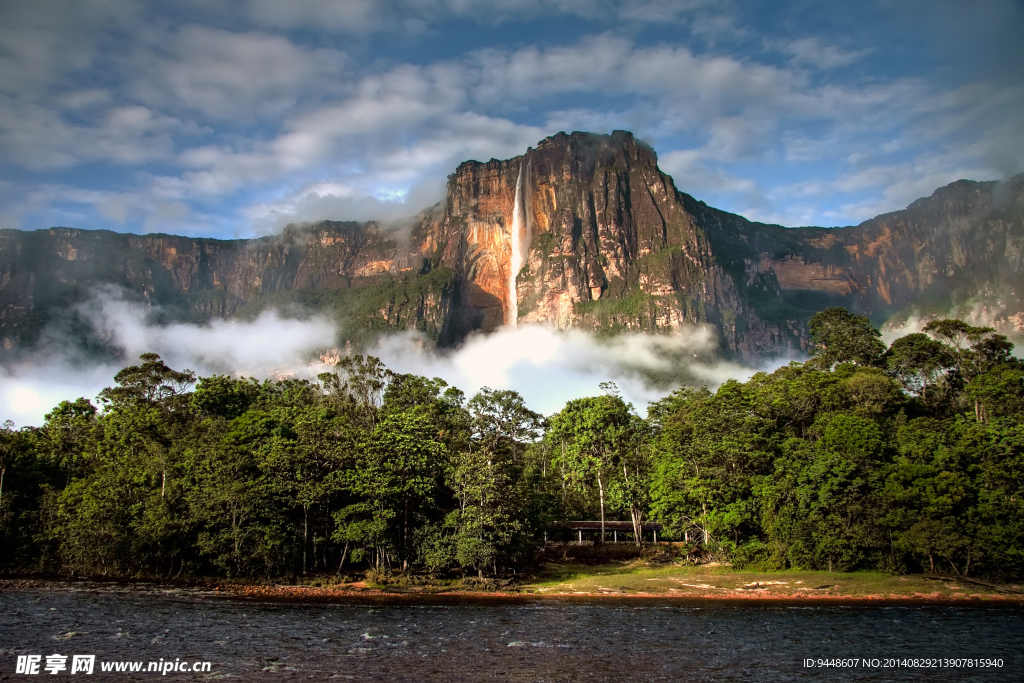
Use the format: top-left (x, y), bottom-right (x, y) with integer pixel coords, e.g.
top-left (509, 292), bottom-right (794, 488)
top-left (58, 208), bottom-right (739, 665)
top-left (2, 131), bottom-right (1022, 361)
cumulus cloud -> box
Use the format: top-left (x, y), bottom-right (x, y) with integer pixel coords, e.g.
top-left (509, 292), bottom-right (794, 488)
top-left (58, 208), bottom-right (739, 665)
top-left (0, 0), bottom-right (140, 98)
top-left (0, 0), bottom-right (1021, 236)
top-left (245, 176), bottom-right (448, 233)
top-left (135, 26), bottom-right (347, 120)
top-left (246, 0), bottom-right (384, 32)
top-left (244, 0), bottom-right (715, 32)
top-left (168, 33), bottom-right (956, 229)
top-left (776, 38), bottom-right (871, 70)
top-left (0, 98), bottom-right (189, 170)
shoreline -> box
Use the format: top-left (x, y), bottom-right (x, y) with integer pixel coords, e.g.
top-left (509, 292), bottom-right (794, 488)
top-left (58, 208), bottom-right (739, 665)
top-left (2, 578), bottom-right (1022, 605)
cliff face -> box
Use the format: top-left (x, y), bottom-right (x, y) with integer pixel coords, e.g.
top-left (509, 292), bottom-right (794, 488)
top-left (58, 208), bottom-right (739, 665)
top-left (0, 221), bottom-right (449, 354)
top-left (2, 130), bottom-right (1023, 361)
top-left (415, 131), bottom-right (798, 356)
top-left (696, 176), bottom-right (1024, 332)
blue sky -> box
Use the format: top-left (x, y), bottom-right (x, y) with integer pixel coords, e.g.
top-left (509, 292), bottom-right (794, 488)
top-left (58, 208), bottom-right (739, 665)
top-left (1, 0), bottom-right (1021, 239)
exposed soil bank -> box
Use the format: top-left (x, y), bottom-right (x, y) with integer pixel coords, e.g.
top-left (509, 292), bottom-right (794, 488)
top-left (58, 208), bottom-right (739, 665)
top-left (3, 571), bottom-right (1022, 605)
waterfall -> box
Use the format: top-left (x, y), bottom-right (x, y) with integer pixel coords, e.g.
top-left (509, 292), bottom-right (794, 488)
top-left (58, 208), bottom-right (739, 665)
top-left (507, 161), bottom-right (530, 327)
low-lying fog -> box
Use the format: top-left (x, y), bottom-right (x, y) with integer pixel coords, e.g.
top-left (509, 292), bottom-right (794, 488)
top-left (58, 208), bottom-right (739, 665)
top-left (1, 291), bottom-right (786, 427)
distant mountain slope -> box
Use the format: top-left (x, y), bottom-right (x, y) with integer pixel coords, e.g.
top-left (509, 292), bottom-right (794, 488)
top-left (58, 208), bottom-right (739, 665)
top-left (1, 131), bottom-right (1022, 361)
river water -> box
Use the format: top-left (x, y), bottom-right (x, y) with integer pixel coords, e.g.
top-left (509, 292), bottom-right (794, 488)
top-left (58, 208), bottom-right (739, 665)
top-left (1, 586), bottom-right (1020, 681)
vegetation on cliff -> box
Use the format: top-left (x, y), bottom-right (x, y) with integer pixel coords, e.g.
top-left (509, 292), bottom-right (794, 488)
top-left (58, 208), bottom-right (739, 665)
top-left (1, 309), bottom-right (1022, 582)
top-left (235, 266), bottom-right (457, 348)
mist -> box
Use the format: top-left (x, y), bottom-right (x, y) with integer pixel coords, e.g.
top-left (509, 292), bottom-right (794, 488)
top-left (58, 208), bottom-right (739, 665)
top-left (246, 176), bottom-right (448, 237)
top-left (0, 291), bottom-right (782, 427)
top-left (0, 294), bottom-right (338, 427)
top-left (369, 323), bottom-right (771, 416)
top-left (880, 302), bottom-right (1024, 350)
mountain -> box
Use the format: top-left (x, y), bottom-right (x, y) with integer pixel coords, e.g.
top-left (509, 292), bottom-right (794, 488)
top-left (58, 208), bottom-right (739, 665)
top-left (2, 131), bottom-right (1022, 362)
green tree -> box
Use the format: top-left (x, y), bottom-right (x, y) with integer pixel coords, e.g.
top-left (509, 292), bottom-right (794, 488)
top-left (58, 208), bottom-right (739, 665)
top-left (766, 413), bottom-right (887, 571)
top-left (883, 418), bottom-right (974, 573)
top-left (607, 413), bottom-right (652, 546)
top-left (548, 391), bottom-right (636, 543)
top-left (99, 353), bottom-right (195, 409)
top-left (334, 411), bottom-right (444, 572)
top-left (257, 405), bottom-right (353, 574)
top-left (0, 420), bottom-right (15, 509)
top-left (885, 332), bottom-right (953, 400)
top-left (650, 382), bottom-right (773, 553)
top-left (39, 398), bottom-right (97, 486)
top-left (431, 387), bottom-right (541, 576)
top-left (442, 448), bottom-right (527, 577)
top-left (319, 355), bottom-right (388, 428)
top-left (467, 387), bottom-right (544, 464)
top-left (187, 414), bottom-right (287, 577)
top-left (191, 375), bottom-right (262, 420)
top-left (808, 308), bottom-right (886, 369)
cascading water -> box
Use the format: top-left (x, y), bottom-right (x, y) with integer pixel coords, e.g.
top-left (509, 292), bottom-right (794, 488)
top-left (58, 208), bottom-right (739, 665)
top-left (507, 161), bottom-right (530, 327)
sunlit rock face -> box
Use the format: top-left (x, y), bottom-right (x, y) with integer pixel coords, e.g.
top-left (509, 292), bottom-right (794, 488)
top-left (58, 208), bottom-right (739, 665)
top-left (1, 130), bottom-right (1023, 361)
top-left (415, 155), bottom-right (521, 339)
top-left (427, 131), bottom-right (1024, 354)
top-left (420, 131), bottom-right (813, 356)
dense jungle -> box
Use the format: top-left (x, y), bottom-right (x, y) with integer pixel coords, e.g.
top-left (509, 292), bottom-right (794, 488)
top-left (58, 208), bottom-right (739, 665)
top-left (1, 308), bottom-right (1022, 582)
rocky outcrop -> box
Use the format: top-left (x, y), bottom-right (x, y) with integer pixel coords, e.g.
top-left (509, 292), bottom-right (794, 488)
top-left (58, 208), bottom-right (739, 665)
top-left (415, 131), bottom-right (799, 356)
top-left (2, 130), bottom-right (1022, 361)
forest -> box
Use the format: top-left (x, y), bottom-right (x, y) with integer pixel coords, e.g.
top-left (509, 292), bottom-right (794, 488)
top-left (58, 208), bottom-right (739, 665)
top-left (1, 308), bottom-right (1022, 581)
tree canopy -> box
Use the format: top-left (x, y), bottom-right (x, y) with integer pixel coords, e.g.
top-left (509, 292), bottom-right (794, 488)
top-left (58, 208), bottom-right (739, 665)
top-left (1, 309), bottom-right (1022, 582)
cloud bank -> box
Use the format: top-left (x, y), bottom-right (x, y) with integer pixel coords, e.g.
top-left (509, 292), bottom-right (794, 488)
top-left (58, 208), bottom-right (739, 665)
top-left (0, 292), bottom-right (778, 427)
top-left (371, 323), bottom-right (765, 416)
top-left (0, 293), bottom-right (337, 427)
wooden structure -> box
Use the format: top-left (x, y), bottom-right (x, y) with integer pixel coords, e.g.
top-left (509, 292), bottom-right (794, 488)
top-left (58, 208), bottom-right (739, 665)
top-left (559, 521), bottom-right (663, 543)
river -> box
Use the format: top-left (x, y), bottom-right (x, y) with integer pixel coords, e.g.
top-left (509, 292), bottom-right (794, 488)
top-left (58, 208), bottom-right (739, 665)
top-left (1, 585), bottom-right (1020, 680)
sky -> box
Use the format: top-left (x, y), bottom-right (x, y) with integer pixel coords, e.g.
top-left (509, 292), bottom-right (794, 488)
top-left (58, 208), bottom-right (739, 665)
top-left (1, 0), bottom-right (1022, 239)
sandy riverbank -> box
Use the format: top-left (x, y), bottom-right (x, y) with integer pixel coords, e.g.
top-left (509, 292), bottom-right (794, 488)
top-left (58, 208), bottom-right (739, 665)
top-left (5, 568), bottom-right (1021, 604)
top-left (216, 582), bottom-right (1023, 604)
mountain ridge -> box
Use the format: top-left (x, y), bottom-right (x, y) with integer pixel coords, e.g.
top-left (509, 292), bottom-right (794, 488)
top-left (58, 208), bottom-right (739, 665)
top-left (2, 130), bottom-right (1022, 361)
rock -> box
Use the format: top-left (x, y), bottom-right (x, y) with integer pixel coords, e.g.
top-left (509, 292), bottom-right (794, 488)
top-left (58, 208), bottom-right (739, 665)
top-left (2, 131), bottom-right (1022, 361)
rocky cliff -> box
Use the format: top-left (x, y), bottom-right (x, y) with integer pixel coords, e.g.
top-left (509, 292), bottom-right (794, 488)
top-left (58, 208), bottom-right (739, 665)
top-left (2, 130), bottom-right (1022, 362)
top-left (696, 175), bottom-right (1024, 334)
top-left (417, 131), bottom-right (796, 357)
top-left (0, 220), bottom-right (453, 356)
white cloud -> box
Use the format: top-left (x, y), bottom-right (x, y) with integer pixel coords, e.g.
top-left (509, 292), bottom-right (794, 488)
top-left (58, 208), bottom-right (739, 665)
top-left (0, 0), bottom-right (140, 97)
top-left (136, 25), bottom-right (347, 119)
top-left (244, 176), bottom-right (447, 232)
top-left (247, 0), bottom-right (383, 31)
top-left (0, 287), bottom-right (780, 426)
top-left (0, 1), bottom-right (1021, 238)
top-left (618, 0), bottom-right (714, 23)
top-left (171, 34), bottom-right (930, 217)
top-left (0, 98), bottom-right (189, 170)
top-left (243, 0), bottom-right (716, 32)
top-left (778, 37), bottom-right (871, 70)
top-left (0, 291), bottom-right (339, 426)
top-left (372, 323), bottom-right (764, 416)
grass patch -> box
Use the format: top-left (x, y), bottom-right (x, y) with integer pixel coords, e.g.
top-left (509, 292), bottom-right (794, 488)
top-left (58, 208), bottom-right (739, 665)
top-left (523, 556), bottom-right (1019, 598)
